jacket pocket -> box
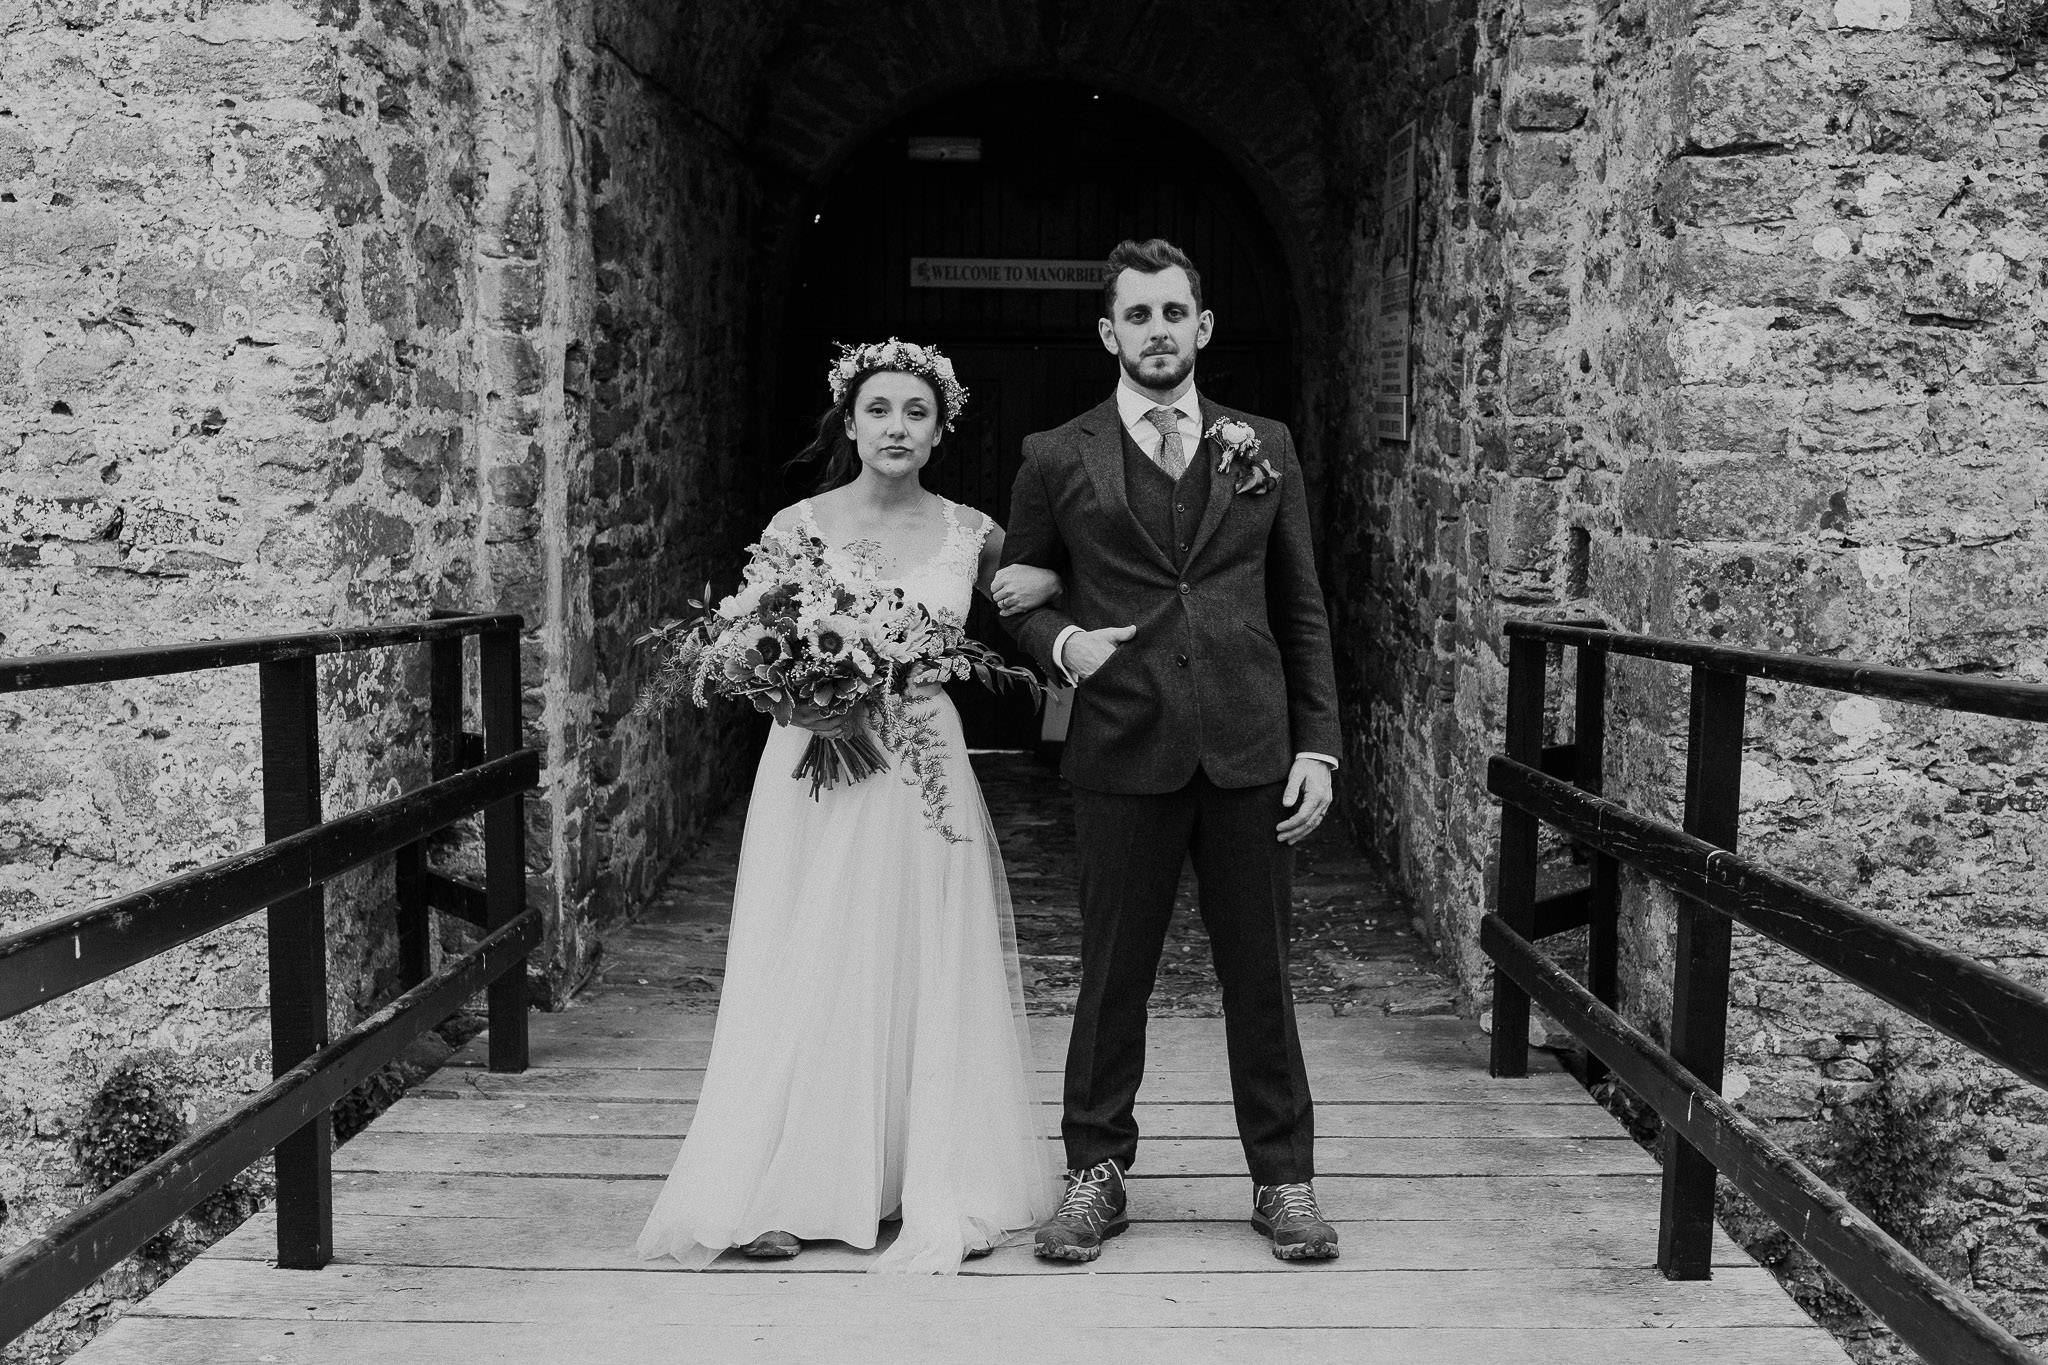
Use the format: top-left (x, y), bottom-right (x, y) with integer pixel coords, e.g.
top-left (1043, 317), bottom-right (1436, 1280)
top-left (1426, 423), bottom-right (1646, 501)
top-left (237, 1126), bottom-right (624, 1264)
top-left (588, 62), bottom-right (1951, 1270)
top-left (1243, 620), bottom-right (1276, 645)
top-left (1078, 638), bottom-right (1135, 688)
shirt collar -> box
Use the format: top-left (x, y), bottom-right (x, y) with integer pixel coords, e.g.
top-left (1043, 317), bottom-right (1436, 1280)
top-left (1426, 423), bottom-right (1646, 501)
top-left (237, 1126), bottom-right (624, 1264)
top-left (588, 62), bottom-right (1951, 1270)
top-left (1116, 379), bottom-right (1200, 433)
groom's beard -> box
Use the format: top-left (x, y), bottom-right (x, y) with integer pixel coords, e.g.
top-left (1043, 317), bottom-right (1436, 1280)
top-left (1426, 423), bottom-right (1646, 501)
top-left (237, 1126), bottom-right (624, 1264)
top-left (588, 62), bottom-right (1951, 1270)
top-left (1120, 347), bottom-right (1194, 393)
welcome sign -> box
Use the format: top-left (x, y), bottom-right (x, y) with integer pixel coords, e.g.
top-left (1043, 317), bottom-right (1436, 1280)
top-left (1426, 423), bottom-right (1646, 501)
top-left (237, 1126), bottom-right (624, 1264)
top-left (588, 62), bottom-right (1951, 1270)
top-left (910, 258), bottom-right (1101, 291)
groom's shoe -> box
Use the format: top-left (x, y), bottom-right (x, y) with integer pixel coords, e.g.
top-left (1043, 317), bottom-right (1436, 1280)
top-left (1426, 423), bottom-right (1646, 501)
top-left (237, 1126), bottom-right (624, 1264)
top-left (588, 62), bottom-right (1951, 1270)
top-left (1251, 1182), bottom-right (1339, 1261)
top-left (1034, 1160), bottom-right (1130, 1262)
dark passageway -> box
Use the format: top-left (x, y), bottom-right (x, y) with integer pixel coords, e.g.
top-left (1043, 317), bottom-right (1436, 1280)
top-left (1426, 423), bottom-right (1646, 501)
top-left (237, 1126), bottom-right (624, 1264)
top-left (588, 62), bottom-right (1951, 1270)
top-left (771, 82), bottom-right (1296, 744)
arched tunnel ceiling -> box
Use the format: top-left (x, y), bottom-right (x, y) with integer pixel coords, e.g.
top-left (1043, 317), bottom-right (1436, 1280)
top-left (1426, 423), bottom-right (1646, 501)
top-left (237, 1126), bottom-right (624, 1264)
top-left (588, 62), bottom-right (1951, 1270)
top-left (600, 0), bottom-right (1389, 277)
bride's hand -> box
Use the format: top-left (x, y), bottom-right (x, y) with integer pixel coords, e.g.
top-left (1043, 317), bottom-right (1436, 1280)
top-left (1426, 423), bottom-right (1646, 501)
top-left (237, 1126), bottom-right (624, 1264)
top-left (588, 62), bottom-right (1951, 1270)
top-left (990, 563), bottom-right (1063, 615)
top-left (790, 700), bottom-right (856, 738)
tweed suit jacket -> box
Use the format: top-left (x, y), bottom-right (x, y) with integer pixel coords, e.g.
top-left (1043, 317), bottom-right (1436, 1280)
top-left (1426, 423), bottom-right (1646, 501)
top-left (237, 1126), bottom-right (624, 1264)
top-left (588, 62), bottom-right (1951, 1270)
top-left (1000, 394), bottom-right (1341, 795)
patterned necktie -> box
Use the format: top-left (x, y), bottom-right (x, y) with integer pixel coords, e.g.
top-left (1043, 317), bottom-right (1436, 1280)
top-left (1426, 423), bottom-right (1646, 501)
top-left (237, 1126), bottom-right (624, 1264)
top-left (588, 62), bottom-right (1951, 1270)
top-left (1144, 406), bottom-right (1188, 481)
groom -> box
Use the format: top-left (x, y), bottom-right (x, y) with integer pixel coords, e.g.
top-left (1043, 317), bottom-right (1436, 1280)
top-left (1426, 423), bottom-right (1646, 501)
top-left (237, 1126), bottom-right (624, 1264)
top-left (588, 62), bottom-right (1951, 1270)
top-left (1001, 238), bottom-right (1342, 1262)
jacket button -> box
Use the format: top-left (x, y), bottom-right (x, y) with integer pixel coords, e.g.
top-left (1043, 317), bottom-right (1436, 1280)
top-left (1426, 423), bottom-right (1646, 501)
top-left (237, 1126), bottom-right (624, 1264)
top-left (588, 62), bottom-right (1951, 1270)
top-left (1175, 654), bottom-right (1189, 668)
top-left (1178, 583), bottom-right (1190, 595)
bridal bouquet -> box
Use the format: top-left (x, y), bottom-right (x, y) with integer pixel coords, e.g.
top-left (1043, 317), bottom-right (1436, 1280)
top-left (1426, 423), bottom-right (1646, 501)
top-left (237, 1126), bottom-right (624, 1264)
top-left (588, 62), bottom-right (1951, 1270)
top-left (633, 526), bottom-right (1039, 841)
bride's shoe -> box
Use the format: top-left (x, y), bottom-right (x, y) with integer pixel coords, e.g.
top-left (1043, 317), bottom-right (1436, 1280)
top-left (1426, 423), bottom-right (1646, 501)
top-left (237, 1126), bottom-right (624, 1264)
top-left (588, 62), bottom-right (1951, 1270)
top-left (738, 1231), bottom-right (800, 1258)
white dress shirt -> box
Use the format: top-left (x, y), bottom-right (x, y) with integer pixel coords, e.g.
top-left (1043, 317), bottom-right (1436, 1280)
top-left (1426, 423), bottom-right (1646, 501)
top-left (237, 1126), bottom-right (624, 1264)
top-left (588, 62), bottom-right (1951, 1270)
top-left (1117, 380), bottom-right (1204, 472)
top-left (1052, 380), bottom-right (1337, 772)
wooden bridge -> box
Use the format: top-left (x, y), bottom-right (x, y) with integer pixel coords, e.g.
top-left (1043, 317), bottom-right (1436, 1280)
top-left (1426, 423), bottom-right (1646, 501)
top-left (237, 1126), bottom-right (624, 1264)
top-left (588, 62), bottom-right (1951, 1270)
top-left (67, 1000), bottom-right (1845, 1364)
top-left (9, 616), bottom-right (2048, 1364)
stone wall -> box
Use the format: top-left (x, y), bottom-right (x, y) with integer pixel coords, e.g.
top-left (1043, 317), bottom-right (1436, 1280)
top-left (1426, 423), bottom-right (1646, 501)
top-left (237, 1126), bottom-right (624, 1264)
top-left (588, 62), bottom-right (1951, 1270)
top-left (1, 0), bottom-right (794, 1334)
top-left (0, 0), bottom-right (490, 1355)
top-left (1334, 0), bottom-right (2048, 1350)
top-left (1630, 0), bottom-right (2048, 1347)
top-left (573, 0), bottom-right (761, 947)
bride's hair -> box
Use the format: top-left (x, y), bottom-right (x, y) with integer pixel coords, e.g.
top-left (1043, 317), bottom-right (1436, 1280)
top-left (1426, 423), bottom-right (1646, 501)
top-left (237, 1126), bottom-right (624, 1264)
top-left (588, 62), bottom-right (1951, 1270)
top-left (786, 365), bottom-right (952, 493)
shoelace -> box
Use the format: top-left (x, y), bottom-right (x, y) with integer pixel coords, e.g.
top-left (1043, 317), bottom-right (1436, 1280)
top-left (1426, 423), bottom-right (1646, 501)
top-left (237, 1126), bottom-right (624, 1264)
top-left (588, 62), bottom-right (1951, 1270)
top-left (1054, 1162), bottom-right (1122, 1226)
top-left (1260, 1182), bottom-right (1321, 1222)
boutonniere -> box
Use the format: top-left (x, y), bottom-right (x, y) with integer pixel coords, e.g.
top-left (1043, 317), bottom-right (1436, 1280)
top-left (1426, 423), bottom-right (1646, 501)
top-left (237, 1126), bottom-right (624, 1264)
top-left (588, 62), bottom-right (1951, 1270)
top-left (1205, 418), bottom-right (1280, 495)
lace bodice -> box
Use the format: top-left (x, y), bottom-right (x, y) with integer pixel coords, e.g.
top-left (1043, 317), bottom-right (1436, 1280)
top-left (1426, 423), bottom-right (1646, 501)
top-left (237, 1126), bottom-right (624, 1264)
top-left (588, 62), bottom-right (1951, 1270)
top-left (798, 496), bottom-right (988, 624)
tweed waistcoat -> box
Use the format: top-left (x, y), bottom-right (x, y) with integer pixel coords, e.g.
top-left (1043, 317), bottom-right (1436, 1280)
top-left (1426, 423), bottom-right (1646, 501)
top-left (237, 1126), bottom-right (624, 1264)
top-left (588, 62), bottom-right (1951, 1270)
top-left (1120, 424), bottom-right (1211, 570)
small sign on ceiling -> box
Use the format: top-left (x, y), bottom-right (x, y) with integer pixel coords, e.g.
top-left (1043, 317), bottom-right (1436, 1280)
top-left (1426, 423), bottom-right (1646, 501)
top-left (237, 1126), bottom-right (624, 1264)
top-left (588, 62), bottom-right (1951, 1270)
top-left (910, 258), bottom-right (1101, 291)
top-left (908, 136), bottom-right (982, 162)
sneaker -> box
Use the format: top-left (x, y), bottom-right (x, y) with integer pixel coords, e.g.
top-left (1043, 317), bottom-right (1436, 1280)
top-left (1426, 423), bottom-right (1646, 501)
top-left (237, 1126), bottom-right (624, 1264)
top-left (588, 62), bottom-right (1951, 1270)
top-left (1250, 1182), bottom-right (1339, 1261)
top-left (1033, 1160), bottom-right (1130, 1262)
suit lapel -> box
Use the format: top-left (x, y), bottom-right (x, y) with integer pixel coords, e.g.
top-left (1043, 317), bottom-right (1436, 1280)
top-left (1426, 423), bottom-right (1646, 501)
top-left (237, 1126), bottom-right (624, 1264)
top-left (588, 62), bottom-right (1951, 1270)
top-left (1184, 399), bottom-right (1238, 568)
top-left (1078, 396), bottom-right (1175, 574)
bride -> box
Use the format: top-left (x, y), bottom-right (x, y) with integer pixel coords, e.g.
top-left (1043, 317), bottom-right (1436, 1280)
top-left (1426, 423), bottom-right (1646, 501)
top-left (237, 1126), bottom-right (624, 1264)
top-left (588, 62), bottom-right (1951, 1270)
top-left (635, 339), bottom-right (1063, 1272)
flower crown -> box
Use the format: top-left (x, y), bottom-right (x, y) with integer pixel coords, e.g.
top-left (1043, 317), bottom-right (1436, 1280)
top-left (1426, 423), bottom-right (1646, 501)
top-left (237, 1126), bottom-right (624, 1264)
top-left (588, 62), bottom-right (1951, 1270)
top-left (827, 337), bottom-right (968, 430)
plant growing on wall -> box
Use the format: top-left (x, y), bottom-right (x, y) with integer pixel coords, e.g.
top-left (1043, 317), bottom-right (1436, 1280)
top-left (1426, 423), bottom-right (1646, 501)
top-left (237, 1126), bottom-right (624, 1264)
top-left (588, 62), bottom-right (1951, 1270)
top-left (71, 1061), bottom-right (269, 1263)
top-left (71, 1063), bottom-right (190, 1264)
top-left (1933, 0), bottom-right (2048, 71)
top-left (1717, 1025), bottom-right (1972, 1354)
top-left (1817, 1028), bottom-right (1966, 1263)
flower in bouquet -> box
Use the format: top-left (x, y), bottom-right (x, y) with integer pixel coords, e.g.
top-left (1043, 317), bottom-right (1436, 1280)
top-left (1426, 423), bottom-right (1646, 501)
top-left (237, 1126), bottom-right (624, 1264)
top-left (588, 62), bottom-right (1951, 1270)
top-left (636, 525), bottom-right (1043, 839)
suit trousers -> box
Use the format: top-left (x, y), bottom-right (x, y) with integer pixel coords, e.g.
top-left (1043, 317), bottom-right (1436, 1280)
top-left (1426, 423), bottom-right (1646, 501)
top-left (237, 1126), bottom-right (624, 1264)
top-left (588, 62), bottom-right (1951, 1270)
top-left (1063, 769), bottom-right (1316, 1185)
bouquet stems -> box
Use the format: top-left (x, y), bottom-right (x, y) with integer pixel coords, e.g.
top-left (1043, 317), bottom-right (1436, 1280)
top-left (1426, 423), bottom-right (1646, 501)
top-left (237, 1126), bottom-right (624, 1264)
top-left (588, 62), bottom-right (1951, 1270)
top-left (791, 728), bottom-right (888, 800)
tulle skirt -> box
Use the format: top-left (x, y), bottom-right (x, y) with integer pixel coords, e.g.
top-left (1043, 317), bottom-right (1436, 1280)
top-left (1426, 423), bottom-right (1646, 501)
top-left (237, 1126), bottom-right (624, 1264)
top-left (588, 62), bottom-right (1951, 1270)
top-left (634, 693), bottom-right (1058, 1273)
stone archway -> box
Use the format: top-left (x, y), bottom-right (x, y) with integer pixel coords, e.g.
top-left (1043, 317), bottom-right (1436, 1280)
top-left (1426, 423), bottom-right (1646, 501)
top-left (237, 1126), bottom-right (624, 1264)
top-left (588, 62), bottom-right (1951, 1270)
top-left (566, 0), bottom-right (1394, 977)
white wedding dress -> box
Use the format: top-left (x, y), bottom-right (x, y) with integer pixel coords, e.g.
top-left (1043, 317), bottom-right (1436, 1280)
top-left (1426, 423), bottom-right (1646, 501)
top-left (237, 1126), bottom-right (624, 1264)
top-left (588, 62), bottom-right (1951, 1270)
top-left (635, 496), bottom-right (1058, 1273)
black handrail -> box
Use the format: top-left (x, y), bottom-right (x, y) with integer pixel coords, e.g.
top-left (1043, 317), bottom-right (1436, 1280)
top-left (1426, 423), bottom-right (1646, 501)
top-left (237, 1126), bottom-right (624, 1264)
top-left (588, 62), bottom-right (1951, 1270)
top-left (1505, 620), bottom-right (2048, 723)
top-left (0, 613), bottom-right (524, 694)
top-left (0, 614), bottom-right (536, 1349)
top-left (1485, 620), bottom-right (2047, 1365)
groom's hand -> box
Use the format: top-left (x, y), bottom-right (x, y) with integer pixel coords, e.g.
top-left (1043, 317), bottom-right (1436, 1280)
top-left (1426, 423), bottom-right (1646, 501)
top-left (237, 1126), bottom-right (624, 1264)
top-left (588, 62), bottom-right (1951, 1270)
top-left (1276, 758), bottom-right (1334, 844)
top-left (1062, 625), bottom-right (1136, 683)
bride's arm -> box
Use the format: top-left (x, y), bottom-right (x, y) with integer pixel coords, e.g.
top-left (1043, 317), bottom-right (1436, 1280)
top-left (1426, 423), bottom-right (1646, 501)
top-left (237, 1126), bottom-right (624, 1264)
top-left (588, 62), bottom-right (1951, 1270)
top-left (976, 519), bottom-right (1062, 615)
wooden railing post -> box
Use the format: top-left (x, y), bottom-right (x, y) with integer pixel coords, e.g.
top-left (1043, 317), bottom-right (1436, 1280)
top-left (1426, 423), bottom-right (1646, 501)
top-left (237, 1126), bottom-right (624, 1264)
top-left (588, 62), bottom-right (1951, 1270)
top-left (1489, 634), bottom-right (1548, 1078)
top-left (480, 625), bottom-right (530, 1072)
top-left (258, 655), bottom-right (332, 1270)
top-left (394, 634), bottom-right (463, 989)
top-left (1658, 664), bottom-right (1747, 1280)
top-left (1573, 646), bottom-right (1620, 1086)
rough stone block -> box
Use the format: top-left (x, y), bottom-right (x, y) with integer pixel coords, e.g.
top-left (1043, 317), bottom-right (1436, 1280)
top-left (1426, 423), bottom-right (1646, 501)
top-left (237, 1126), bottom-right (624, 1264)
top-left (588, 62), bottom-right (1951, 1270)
top-left (319, 139), bottom-right (382, 225)
top-left (488, 462), bottom-right (538, 509)
top-left (485, 334), bottom-right (546, 398)
top-left (413, 221), bottom-right (464, 330)
top-left (1619, 457), bottom-right (1683, 539)
top-left (1508, 89), bottom-right (1587, 131)
top-left (1503, 135), bottom-right (1580, 200)
top-left (478, 259), bottom-right (543, 332)
top-left (1507, 419), bottom-right (1568, 475)
top-left (1908, 543), bottom-right (2048, 668)
top-left (1682, 48), bottom-right (1836, 151)
top-left (0, 492), bottom-right (121, 541)
top-left (1674, 386), bottom-right (1798, 456)
top-left (332, 501), bottom-right (416, 566)
top-left (1488, 477), bottom-right (1562, 572)
top-left (1510, 34), bottom-right (1587, 68)
top-left (1675, 456), bottom-right (1835, 541)
top-left (1657, 155), bottom-right (1807, 228)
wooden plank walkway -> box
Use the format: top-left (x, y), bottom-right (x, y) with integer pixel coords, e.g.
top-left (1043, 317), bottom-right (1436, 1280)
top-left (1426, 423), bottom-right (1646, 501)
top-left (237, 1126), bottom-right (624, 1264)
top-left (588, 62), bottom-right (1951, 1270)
top-left (70, 998), bottom-right (1852, 1364)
